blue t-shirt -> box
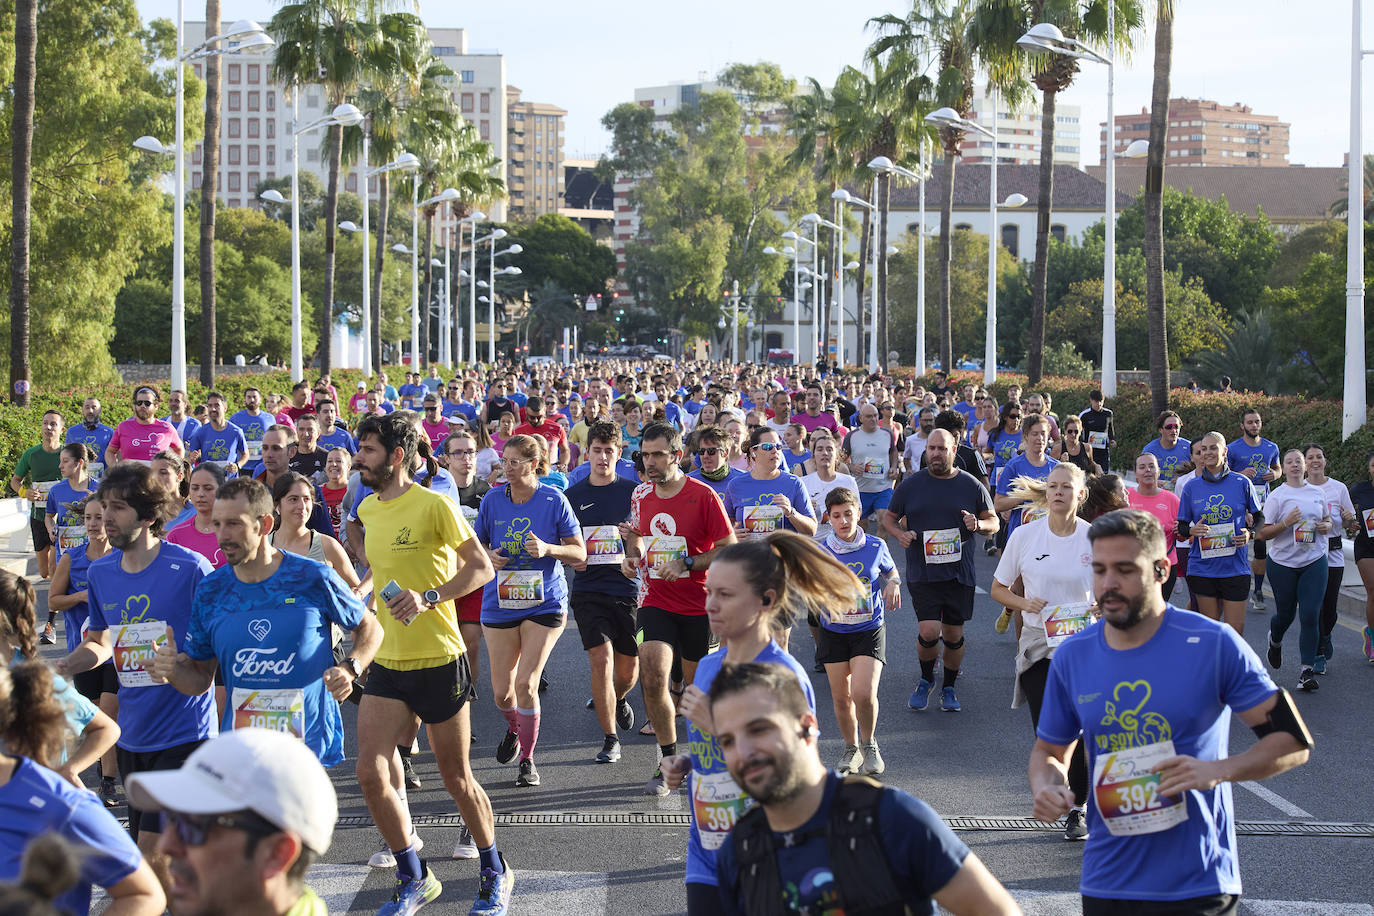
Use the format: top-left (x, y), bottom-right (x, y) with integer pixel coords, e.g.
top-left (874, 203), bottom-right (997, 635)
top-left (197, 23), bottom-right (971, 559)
top-left (508, 391), bottom-right (528, 409)
top-left (189, 422), bottom-right (249, 466)
top-left (687, 467), bottom-right (746, 502)
top-left (476, 484), bottom-right (580, 623)
top-left (715, 772), bottom-right (968, 915)
top-left (0, 758), bottom-right (144, 915)
top-left (443, 400), bottom-right (480, 425)
top-left (988, 430), bottom-right (1023, 486)
top-left (782, 449), bottom-right (811, 474)
top-left (686, 642), bottom-right (816, 886)
top-left (996, 453), bottom-right (1059, 537)
top-left (65, 423), bottom-right (115, 476)
top-left (229, 410), bottom-right (269, 445)
top-left (185, 553), bottom-right (365, 767)
top-left (818, 534), bottom-right (895, 633)
top-left (952, 400), bottom-right (979, 428)
top-left (1143, 437), bottom-right (1193, 491)
top-left (1177, 471), bottom-right (1262, 578)
top-left (61, 544), bottom-right (100, 654)
top-left (567, 457), bottom-right (637, 487)
top-left (46, 479), bottom-right (94, 551)
top-left (164, 415), bottom-right (202, 443)
top-left (317, 426), bottom-right (356, 454)
top-left (397, 383), bottom-right (426, 411)
top-left (723, 473), bottom-right (815, 534)
top-left (86, 543), bottom-right (216, 752)
top-left (887, 470), bottom-right (993, 585)
top-left (1037, 607), bottom-right (1277, 901)
top-left (11, 647), bottom-right (98, 738)
top-left (1226, 437), bottom-right (1280, 503)
top-left (565, 475), bottom-right (639, 598)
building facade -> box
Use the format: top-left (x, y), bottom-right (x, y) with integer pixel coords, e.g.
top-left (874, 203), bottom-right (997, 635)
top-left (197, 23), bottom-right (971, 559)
top-left (505, 86), bottom-right (566, 221)
top-left (1099, 98), bottom-right (1290, 167)
top-left (959, 92), bottom-right (1083, 167)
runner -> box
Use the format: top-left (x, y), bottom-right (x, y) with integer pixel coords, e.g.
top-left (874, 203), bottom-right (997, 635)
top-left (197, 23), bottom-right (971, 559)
top-left (11, 408), bottom-right (65, 580)
top-left (817, 488), bottom-right (898, 777)
top-left (440, 430), bottom-right (492, 702)
top-left (420, 394), bottom-right (451, 451)
top-left (990, 464), bottom-right (1093, 841)
top-left (902, 406), bottom-right (936, 472)
top-left (66, 397), bottom-right (116, 482)
top-left (288, 414), bottom-right (327, 482)
top-left (1051, 414), bottom-right (1101, 476)
top-left (253, 426), bottom-right (333, 538)
top-left (685, 424), bottom-right (746, 501)
top-left (513, 397), bottom-right (571, 472)
top-left (710, 662), bottom-right (1020, 916)
top-left (840, 404), bottom-right (899, 532)
top-left (1141, 411), bottom-right (1191, 493)
top-left (1349, 450), bottom-right (1374, 662)
top-left (724, 428), bottom-right (817, 545)
top-left (186, 392), bottom-right (248, 473)
top-left (1030, 508), bottom-right (1312, 914)
top-left (622, 421), bottom-right (738, 796)
top-left (1178, 431), bottom-right (1261, 633)
top-left (162, 390), bottom-right (200, 444)
top-left (271, 472), bottom-right (370, 596)
top-left (1302, 442), bottom-right (1357, 675)
top-left (993, 413), bottom-right (1059, 541)
top-left (658, 532), bottom-right (843, 915)
top-left (780, 423), bottom-right (811, 474)
top-left (475, 434), bottom-right (585, 788)
top-left (320, 448), bottom-right (352, 538)
top-left (230, 388), bottom-right (271, 472)
top-left (883, 430), bottom-right (998, 713)
top-left (799, 431), bottom-right (860, 540)
top-left (1128, 453), bottom-right (1181, 600)
top-left (1256, 449), bottom-right (1331, 692)
top-left (793, 382), bottom-right (841, 436)
top-left (314, 399), bottom-right (356, 454)
top-left (919, 409), bottom-right (990, 487)
top-left (58, 464), bottom-right (215, 891)
top-left (1228, 409), bottom-right (1282, 610)
top-left (351, 412), bottom-right (512, 916)
top-left (107, 387), bottom-right (183, 466)
top-left (41, 443), bottom-right (97, 642)
top-left (166, 463), bottom-right (229, 569)
top-left (149, 477), bottom-right (380, 765)
top-left (985, 404), bottom-right (1024, 496)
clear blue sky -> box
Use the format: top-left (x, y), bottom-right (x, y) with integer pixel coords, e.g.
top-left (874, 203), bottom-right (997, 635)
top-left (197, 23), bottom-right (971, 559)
top-left (134, 0), bottom-right (1368, 168)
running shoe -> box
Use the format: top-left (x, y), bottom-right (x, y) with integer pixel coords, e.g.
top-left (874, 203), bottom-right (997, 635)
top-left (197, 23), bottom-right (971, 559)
top-left (1318, 633), bottom-right (1334, 661)
top-left (516, 758), bottom-right (540, 787)
top-left (1297, 667), bottom-right (1319, 692)
top-left (402, 756), bottom-right (422, 790)
top-left (1253, 590), bottom-right (1266, 610)
top-left (643, 768), bottom-right (669, 797)
top-left (860, 740), bottom-right (885, 776)
top-left (835, 744), bottom-right (862, 775)
top-left (940, 686), bottom-right (962, 712)
top-left (1313, 654), bottom-right (1328, 676)
top-left (99, 779), bottom-right (121, 808)
top-left (616, 698), bottom-right (634, 733)
top-left (375, 865), bottom-right (441, 916)
top-left (1266, 633), bottom-right (1282, 670)
top-left (908, 679), bottom-right (933, 711)
top-left (1064, 808), bottom-right (1089, 841)
top-left (468, 853), bottom-right (515, 916)
top-left (40, 623), bottom-right (55, 645)
top-left (495, 729), bottom-right (519, 765)
top-left (368, 834), bottom-right (423, 869)
top-left (596, 736), bottom-right (622, 764)
top-left (1364, 626), bottom-right (1374, 662)
top-left (539, 673), bottom-right (549, 693)
top-left (994, 608), bottom-right (1013, 634)
top-left (451, 825), bottom-right (478, 860)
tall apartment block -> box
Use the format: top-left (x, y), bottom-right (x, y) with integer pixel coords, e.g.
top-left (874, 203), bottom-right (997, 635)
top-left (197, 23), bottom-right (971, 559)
top-left (958, 92), bottom-right (1083, 167)
top-left (505, 86), bottom-right (566, 221)
top-left (1100, 98), bottom-right (1290, 167)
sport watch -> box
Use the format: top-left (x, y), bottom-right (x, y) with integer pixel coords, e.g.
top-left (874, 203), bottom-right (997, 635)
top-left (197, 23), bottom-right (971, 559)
top-left (683, 554), bottom-right (695, 570)
top-left (341, 656), bottom-right (363, 680)
top-left (423, 588), bottom-right (442, 606)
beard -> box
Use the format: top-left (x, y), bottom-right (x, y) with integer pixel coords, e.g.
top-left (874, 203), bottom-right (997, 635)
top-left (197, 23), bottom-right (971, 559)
top-left (733, 748), bottom-right (806, 806)
top-left (358, 459), bottom-right (396, 489)
top-left (1098, 589), bottom-right (1148, 630)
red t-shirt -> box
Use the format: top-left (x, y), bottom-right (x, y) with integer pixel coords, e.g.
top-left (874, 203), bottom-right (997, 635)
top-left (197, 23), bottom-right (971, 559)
top-left (514, 419), bottom-right (568, 454)
top-left (321, 483), bottom-right (348, 537)
top-left (629, 476), bottom-right (733, 617)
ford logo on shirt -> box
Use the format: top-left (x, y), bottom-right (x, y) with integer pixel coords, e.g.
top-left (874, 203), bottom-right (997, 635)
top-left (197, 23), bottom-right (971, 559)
top-left (232, 647), bottom-right (297, 678)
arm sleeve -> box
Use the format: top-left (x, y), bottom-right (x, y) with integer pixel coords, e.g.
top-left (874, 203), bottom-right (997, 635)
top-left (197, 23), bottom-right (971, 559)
top-left (318, 565), bottom-right (366, 630)
top-left (184, 580), bottom-right (216, 661)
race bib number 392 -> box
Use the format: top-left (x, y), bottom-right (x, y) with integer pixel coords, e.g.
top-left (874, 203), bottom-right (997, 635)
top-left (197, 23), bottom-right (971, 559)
top-left (1092, 740), bottom-right (1187, 837)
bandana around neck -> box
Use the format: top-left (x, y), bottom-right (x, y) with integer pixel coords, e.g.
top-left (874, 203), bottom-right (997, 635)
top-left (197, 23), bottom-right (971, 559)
top-left (824, 528), bottom-right (867, 555)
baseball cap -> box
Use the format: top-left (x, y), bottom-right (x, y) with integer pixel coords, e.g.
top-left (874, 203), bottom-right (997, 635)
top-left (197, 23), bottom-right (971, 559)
top-left (356, 381), bottom-right (366, 389)
top-left (447, 415), bottom-right (469, 427)
top-left (126, 728), bottom-right (338, 854)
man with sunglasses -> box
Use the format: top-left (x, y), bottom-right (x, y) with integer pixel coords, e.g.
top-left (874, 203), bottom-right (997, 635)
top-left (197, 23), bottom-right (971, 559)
top-left (107, 387), bottom-right (184, 467)
top-left (442, 381), bottom-right (479, 427)
top-left (128, 727), bottom-right (339, 916)
top-left (686, 424), bottom-right (745, 501)
top-left (420, 395), bottom-right (451, 451)
top-left (514, 398), bottom-right (570, 472)
top-left (1142, 411), bottom-right (1192, 493)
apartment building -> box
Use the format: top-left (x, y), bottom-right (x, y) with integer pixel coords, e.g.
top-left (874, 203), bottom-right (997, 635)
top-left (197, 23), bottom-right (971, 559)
top-left (959, 92), bottom-right (1083, 167)
top-left (505, 86), bottom-right (566, 220)
top-left (1100, 98), bottom-right (1290, 167)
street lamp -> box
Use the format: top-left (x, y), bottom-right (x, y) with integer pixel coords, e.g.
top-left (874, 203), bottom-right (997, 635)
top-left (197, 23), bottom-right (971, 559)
top-left (349, 148), bottom-right (419, 377)
top-left (832, 189), bottom-right (874, 370)
top-left (411, 187), bottom-right (459, 368)
top-left (870, 153), bottom-right (931, 374)
top-left (799, 213), bottom-right (838, 366)
top-left (769, 227), bottom-right (818, 368)
top-left (456, 210), bottom-right (486, 365)
top-left (134, 16), bottom-right (273, 392)
top-left (1346, 1), bottom-right (1371, 437)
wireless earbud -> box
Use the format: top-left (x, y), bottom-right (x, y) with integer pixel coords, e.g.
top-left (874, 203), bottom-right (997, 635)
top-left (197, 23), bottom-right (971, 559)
top-left (800, 726), bottom-right (816, 739)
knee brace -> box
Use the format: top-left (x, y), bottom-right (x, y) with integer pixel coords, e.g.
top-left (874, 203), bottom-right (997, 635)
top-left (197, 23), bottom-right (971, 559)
top-left (942, 636), bottom-right (965, 651)
top-left (917, 635), bottom-right (940, 649)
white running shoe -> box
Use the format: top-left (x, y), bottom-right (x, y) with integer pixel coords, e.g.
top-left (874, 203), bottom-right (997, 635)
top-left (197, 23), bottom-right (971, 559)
top-left (368, 832), bottom-right (423, 868)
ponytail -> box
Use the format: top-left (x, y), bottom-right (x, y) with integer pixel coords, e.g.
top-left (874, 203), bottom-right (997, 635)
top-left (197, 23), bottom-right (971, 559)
top-left (0, 570), bottom-right (38, 660)
top-left (0, 663), bottom-right (68, 768)
top-left (416, 437), bottom-right (438, 488)
top-left (714, 531), bottom-right (865, 628)
top-left (0, 834), bottom-right (82, 916)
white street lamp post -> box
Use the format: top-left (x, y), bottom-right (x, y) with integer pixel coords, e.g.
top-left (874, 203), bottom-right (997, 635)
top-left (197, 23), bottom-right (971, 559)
top-left (869, 154), bottom-right (928, 374)
top-left (1348, 0), bottom-right (1370, 438)
top-left (831, 189), bottom-right (874, 370)
top-left (458, 211), bottom-right (486, 365)
top-left (413, 187), bottom-right (460, 368)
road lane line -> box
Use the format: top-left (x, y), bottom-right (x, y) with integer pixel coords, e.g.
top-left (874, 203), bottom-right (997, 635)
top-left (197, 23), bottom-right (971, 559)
top-left (1238, 780), bottom-right (1313, 819)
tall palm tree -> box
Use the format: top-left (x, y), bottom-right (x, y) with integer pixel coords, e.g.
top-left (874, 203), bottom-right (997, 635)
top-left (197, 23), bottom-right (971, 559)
top-left (1144, 0), bottom-right (1173, 416)
top-left (8, 0), bottom-right (36, 407)
top-left (199, 0), bottom-right (222, 385)
top-left (970, 0), bottom-right (1144, 384)
top-left (871, 0), bottom-right (978, 375)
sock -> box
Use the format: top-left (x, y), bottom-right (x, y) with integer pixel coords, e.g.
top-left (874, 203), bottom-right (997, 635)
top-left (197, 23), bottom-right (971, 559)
top-left (1254, 573), bottom-right (1264, 594)
top-left (659, 742), bottom-right (676, 760)
top-left (395, 844), bottom-right (423, 882)
top-left (942, 666), bottom-right (960, 689)
top-left (395, 785), bottom-right (407, 806)
top-left (516, 706), bottom-right (540, 760)
top-left (1071, 804), bottom-right (1085, 812)
top-left (605, 733), bottom-right (617, 742)
top-left (46, 611), bottom-right (55, 625)
top-left (919, 658), bottom-right (936, 683)
top-left (478, 844), bottom-right (504, 874)
top-left (499, 706), bottom-right (519, 734)
top-left (397, 743), bottom-right (412, 759)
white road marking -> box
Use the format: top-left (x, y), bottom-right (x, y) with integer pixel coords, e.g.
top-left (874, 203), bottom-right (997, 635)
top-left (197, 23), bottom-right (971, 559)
top-left (1244, 902), bottom-right (1373, 915)
top-left (1238, 780), bottom-right (1314, 819)
top-left (307, 862), bottom-right (373, 914)
top-left (499, 869), bottom-right (608, 914)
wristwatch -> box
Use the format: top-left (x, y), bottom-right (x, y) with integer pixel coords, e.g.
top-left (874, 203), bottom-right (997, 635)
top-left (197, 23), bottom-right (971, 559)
top-left (423, 588), bottom-right (442, 606)
top-left (341, 656), bottom-right (363, 680)
top-left (683, 555), bottom-right (695, 570)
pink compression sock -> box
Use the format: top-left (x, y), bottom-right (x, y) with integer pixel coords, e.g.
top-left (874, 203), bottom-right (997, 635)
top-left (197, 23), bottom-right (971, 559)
top-left (516, 706), bottom-right (540, 760)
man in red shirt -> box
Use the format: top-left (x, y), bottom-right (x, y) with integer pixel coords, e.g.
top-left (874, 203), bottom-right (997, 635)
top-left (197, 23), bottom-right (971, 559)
top-left (513, 397), bottom-right (570, 471)
top-left (282, 381), bottom-right (313, 423)
top-left (622, 422), bottom-right (737, 796)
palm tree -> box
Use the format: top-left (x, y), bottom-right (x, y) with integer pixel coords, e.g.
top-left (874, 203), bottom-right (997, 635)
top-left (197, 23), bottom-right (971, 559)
top-left (199, 0), bottom-right (222, 385)
top-left (871, 0), bottom-right (979, 375)
top-left (1197, 308), bottom-right (1285, 394)
top-left (9, 0), bottom-right (36, 406)
top-left (1144, 0), bottom-right (1173, 417)
top-left (1328, 154), bottom-right (1374, 220)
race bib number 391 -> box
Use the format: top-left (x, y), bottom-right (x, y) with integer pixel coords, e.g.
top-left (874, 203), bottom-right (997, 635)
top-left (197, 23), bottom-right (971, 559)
top-left (691, 770), bottom-right (750, 851)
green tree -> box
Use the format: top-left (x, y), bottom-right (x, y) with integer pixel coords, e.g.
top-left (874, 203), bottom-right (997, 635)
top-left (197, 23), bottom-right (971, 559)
top-left (1194, 307), bottom-right (1288, 394)
top-left (1045, 275), bottom-right (1228, 370)
top-left (505, 214), bottom-right (615, 300)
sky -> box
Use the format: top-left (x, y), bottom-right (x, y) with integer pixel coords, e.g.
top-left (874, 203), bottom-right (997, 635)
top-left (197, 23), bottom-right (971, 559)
top-left (134, 0), bottom-right (1370, 169)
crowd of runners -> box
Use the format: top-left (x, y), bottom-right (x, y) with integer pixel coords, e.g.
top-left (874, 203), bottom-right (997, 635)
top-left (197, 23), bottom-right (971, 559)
top-left (1, 356), bottom-right (1356, 915)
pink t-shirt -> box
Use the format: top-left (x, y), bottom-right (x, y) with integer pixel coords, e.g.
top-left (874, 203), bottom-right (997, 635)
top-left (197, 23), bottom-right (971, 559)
top-left (793, 411), bottom-right (840, 435)
top-left (1128, 487), bottom-right (1180, 565)
top-left (110, 418), bottom-right (182, 462)
top-left (421, 418), bottom-right (449, 450)
top-left (166, 519), bottom-right (226, 568)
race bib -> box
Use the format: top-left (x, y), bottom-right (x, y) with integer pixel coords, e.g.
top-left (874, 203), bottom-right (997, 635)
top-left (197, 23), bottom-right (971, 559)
top-left (244, 439), bottom-right (263, 459)
top-left (26, 480), bottom-right (53, 504)
top-left (1252, 486), bottom-right (1267, 511)
top-left (87, 461), bottom-right (105, 482)
top-left (1021, 504), bottom-right (1048, 526)
top-left (1043, 602), bottom-right (1094, 647)
top-left (113, 620), bottom-right (169, 688)
top-left (923, 528), bottom-right (962, 564)
top-left (1364, 507), bottom-right (1374, 538)
top-left (231, 687), bottom-right (305, 738)
top-left (461, 505), bottom-right (479, 525)
top-left (496, 570), bottom-right (544, 609)
top-left (1294, 519), bottom-right (1317, 545)
top-left (1087, 431), bottom-right (1108, 449)
top-left (1092, 740), bottom-right (1188, 837)
top-left (691, 770), bottom-right (750, 851)
top-left (860, 458), bottom-right (886, 480)
top-left (56, 524), bottom-right (87, 552)
top-left (646, 535), bottom-right (688, 579)
top-left (743, 505), bottom-right (784, 537)
top-left (832, 592), bottom-right (874, 626)
top-left (583, 525), bottom-right (624, 565)
top-left (1198, 523), bottom-right (1237, 559)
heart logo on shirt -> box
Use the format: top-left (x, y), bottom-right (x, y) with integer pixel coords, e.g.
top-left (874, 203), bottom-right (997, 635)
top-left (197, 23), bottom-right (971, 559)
top-left (248, 619), bottom-right (271, 642)
top-left (124, 594), bottom-right (151, 623)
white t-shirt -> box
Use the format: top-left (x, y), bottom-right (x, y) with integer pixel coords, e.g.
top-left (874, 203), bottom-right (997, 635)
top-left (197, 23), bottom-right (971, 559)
top-left (1311, 477), bottom-right (1354, 567)
top-left (903, 432), bottom-right (930, 471)
top-left (800, 472), bottom-right (860, 538)
top-left (841, 427), bottom-right (896, 494)
top-left (1262, 482), bottom-right (1330, 569)
top-left (993, 516), bottom-right (1094, 628)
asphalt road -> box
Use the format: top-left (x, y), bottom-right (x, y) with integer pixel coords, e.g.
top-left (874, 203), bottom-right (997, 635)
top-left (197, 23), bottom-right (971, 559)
top-left (42, 538), bottom-right (1374, 916)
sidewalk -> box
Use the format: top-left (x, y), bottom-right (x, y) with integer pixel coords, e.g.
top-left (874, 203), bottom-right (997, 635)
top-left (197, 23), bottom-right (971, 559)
top-left (0, 498), bottom-right (36, 580)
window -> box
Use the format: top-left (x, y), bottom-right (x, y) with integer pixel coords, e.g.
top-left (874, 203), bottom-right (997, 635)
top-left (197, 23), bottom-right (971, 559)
top-left (1000, 223), bottom-right (1019, 258)
top-left (228, 173), bottom-right (241, 192)
top-left (345, 173), bottom-right (357, 192)
top-left (307, 93), bottom-right (320, 108)
top-left (480, 121), bottom-right (490, 140)
top-left (228, 119), bottom-right (241, 138)
top-left (192, 171), bottom-right (202, 189)
top-left (228, 91), bottom-right (241, 111)
top-left (1050, 224), bottom-right (1067, 243)
top-left (266, 120), bottom-right (275, 139)
top-left (247, 64), bottom-right (260, 82)
top-left (461, 93), bottom-right (474, 112)
top-left (248, 91), bottom-right (260, 111)
top-left (228, 63), bottom-right (241, 84)
top-left (192, 146), bottom-right (202, 165)
top-left (461, 69), bottom-right (474, 83)
top-left (247, 119), bottom-right (259, 138)
top-left (307, 148), bottom-right (319, 163)
top-left (267, 147), bottom-right (275, 165)
top-left (248, 172), bottom-right (260, 189)
top-left (227, 146), bottom-right (241, 165)
top-left (266, 92), bottom-right (275, 112)
top-left (480, 93), bottom-right (490, 113)
top-left (247, 145), bottom-right (260, 165)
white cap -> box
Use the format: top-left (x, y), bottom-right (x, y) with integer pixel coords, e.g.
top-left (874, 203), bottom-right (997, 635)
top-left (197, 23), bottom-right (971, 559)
top-left (126, 728), bottom-right (338, 854)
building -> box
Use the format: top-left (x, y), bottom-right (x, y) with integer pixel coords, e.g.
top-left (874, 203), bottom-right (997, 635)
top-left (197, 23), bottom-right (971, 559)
top-left (505, 86), bottom-right (566, 221)
top-left (560, 156), bottom-right (613, 238)
top-left (425, 28), bottom-right (507, 222)
top-left (959, 92), bottom-right (1083, 167)
top-left (1099, 98), bottom-right (1290, 168)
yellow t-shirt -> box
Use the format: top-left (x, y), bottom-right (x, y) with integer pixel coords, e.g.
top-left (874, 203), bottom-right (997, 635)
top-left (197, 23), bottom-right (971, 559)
top-left (569, 420), bottom-right (590, 455)
top-left (359, 483), bottom-right (474, 670)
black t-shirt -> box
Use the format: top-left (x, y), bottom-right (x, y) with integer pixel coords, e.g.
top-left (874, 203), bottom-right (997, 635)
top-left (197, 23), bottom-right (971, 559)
top-left (289, 448), bottom-right (327, 481)
top-left (1351, 481), bottom-right (1374, 549)
top-left (887, 469), bottom-right (992, 585)
top-left (485, 397), bottom-right (518, 421)
top-left (455, 478), bottom-right (491, 510)
top-left (1078, 407), bottom-right (1114, 465)
top-left (565, 475), bottom-right (638, 597)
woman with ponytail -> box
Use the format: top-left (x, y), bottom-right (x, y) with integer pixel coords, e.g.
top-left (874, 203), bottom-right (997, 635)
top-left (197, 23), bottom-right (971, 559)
top-left (0, 662), bottom-right (164, 916)
top-left (663, 530), bottom-right (862, 916)
top-left (0, 834), bottom-right (81, 916)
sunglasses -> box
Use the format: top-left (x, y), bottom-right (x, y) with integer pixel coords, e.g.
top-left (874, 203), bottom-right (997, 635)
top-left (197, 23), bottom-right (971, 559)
top-left (698, 447), bottom-right (723, 457)
top-left (134, 400), bottom-right (154, 407)
top-left (448, 448), bottom-right (476, 457)
top-left (753, 442), bottom-right (782, 452)
top-left (166, 811), bottom-right (277, 847)
top-left (1163, 424), bottom-right (1180, 430)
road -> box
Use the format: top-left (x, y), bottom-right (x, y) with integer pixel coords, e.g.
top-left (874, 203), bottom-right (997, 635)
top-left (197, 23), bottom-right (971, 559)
top-left (40, 539), bottom-right (1373, 916)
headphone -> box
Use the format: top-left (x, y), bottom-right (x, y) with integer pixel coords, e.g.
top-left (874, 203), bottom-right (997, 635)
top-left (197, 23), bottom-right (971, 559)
top-left (799, 725), bottom-right (817, 739)
top-left (1155, 564), bottom-right (1169, 580)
